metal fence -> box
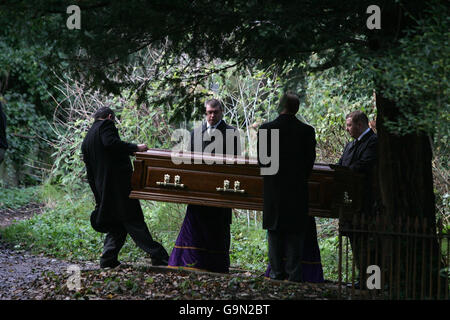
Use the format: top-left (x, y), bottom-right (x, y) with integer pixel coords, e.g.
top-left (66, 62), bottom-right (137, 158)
top-left (337, 213), bottom-right (449, 300)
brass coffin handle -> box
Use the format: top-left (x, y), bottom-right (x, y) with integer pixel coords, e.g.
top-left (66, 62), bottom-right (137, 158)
top-left (156, 174), bottom-right (185, 188)
top-left (216, 180), bottom-right (245, 194)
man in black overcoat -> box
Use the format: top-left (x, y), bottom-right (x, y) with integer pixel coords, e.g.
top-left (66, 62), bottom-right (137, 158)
top-left (257, 92), bottom-right (316, 282)
top-left (0, 101), bottom-right (8, 164)
top-left (337, 110), bottom-right (378, 287)
top-left (81, 107), bottom-right (169, 268)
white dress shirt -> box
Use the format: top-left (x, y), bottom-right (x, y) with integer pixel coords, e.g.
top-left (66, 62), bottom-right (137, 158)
top-left (357, 127), bottom-right (371, 141)
top-left (207, 119), bottom-right (222, 135)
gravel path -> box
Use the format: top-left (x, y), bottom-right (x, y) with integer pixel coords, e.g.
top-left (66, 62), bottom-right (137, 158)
top-left (0, 202), bottom-right (99, 299)
top-left (0, 240), bottom-right (98, 299)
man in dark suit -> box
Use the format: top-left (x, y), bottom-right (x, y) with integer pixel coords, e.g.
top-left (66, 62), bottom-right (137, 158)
top-left (338, 110), bottom-right (378, 288)
top-left (81, 107), bottom-right (169, 268)
top-left (338, 111), bottom-right (377, 181)
top-left (0, 101), bottom-right (8, 164)
top-left (168, 98), bottom-right (241, 273)
top-left (189, 99), bottom-right (241, 157)
top-left (257, 92), bottom-right (317, 282)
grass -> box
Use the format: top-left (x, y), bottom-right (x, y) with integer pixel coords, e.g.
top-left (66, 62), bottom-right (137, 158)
top-left (0, 185), bottom-right (42, 209)
top-left (1, 184), bottom-right (103, 261)
top-left (0, 184), bottom-right (342, 279)
top-left (230, 218), bottom-right (268, 272)
top-left (0, 185), bottom-right (190, 263)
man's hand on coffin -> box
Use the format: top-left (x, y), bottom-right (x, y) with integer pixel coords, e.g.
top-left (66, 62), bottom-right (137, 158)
top-left (137, 144), bottom-right (148, 152)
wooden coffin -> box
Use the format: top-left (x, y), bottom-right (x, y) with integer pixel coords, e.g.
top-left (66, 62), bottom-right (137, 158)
top-left (130, 149), bottom-right (363, 218)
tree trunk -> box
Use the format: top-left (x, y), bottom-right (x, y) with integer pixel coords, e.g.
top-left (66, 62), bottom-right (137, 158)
top-left (373, 93), bottom-right (446, 298)
top-left (376, 93), bottom-right (436, 224)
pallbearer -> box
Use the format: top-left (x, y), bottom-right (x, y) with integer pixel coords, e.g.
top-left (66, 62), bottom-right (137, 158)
top-left (81, 107), bottom-right (169, 268)
top-left (168, 99), bottom-right (241, 272)
top-left (258, 92), bottom-right (322, 282)
top-left (338, 110), bottom-right (378, 288)
top-left (264, 216), bottom-right (324, 283)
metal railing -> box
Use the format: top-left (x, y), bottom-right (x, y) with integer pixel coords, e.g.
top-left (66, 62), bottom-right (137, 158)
top-left (337, 212), bottom-right (449, 300)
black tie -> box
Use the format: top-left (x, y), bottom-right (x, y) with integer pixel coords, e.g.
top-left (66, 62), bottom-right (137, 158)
top-left (348, 139), bottom-right (359, 163)
top-left (342, 140), bottom-right (358, 167)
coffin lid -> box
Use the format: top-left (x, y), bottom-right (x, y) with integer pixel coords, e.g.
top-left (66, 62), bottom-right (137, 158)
top-left (137, 148), bottom-right (333, 171)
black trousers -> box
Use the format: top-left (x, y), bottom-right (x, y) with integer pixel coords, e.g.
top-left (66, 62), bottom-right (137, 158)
top-left (100, 219), bottom-right (168, 267)
top-left (267, 230), bottom-right (306, 282)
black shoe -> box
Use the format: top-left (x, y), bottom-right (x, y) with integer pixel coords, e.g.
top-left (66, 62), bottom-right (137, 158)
top-left (151, 257), bottom-right (168, 266)
top-left (269, 273), bottom-right (287, 281)
top-left (100, 260), bottom-right (121, 269)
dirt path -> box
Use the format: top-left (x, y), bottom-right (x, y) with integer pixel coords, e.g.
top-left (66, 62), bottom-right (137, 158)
top-left (0, 240), bottom-right (98, 299)
top-left (0, 202), bottom-right (97, 299)
top-left (0, 203), bottom-right (349, 300)
top-left (0, 203), bottom-right (45, 228)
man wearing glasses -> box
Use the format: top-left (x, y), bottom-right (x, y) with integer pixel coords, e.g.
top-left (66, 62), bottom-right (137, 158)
top-left (168, 99), bottom-right (241, 273)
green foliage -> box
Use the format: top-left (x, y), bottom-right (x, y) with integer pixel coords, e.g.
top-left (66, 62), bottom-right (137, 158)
top-left (1, 185), bottom-right (101, 261)
top-left (1, 93), bottom-right (54, 185)
top-left (300, 65), bottom-right (376, 162)
top-left (143, 201), bottom-right (186, 250)
top-left (47, 84), bottom-right (176, 189)
top-left (1, 0), bottom-right (447, 282)
top-left (0, 16), bottom-right (60, 186)
top-left (318, 236), bottom-right (341, 281)
top-left (0, 185), bottom-right (41, 209)
top-left (116, 102), bottom-right (174, 150)
top-left (1, 185), bottom-right (354, 281)
top-left (230, 218), bottom-right (268, 271)
top-left (0, 0), bottom-right (388, 120)
top-left (2, 1), bottom-right (447, 144)
top-left (0, 185), bottom-right (180, 263)
top-left (212, 66), bottom-right (284, 157)
top-left (371, 3), bottom-right (449, 138)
